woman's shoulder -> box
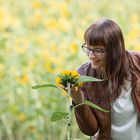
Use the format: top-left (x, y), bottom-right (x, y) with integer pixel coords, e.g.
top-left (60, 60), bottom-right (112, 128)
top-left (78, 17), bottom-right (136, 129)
top-left (76, 61), bottom-right (91, 75)
top-left (128, 50), bottom-right (140, 57)
top-left (127, 51), bottom-right (140, 61)
top-left (127, 50), bottom-right (140, 68)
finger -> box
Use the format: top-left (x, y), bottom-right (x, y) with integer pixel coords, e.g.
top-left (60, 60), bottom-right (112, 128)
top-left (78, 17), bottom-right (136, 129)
top-left (71, 86), bottom-right (80, 93)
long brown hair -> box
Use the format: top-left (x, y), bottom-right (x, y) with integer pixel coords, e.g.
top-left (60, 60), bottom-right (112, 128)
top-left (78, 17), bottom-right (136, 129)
top-left (84, 19), bottom-right (129, 102)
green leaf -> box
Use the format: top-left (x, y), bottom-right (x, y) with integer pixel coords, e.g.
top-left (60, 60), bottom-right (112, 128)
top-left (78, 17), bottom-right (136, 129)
top-left (83, 100), bottom-right (109, 112)
top-left (51, 112), bottom-right (69, 122)
top-left (77, 75), bottom-right (103, 83)
top-left (32, 84), bottom-right (58, 89)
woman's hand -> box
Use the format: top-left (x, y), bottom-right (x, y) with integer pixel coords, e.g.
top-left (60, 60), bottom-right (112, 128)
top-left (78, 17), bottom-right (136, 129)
top-left (70, 85), bottom-right (84, 105)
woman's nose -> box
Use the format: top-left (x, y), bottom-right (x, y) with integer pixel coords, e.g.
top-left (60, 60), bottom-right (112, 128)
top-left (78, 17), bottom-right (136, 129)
top-left (88, 51), bottom-right (96, 58)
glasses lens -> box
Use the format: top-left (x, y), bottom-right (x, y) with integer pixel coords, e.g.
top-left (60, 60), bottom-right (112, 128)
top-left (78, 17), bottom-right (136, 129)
top-left (94, 49), bottom-right (108, 56)
top-left (82, 45), bottom-right (90, 53)
top-left (94, 50), bottom-right (103, 56)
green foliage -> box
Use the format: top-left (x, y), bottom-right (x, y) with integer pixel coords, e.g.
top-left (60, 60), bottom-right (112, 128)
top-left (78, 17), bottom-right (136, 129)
top-left (32, 84), bottom-right (58, 89)
top-left (78, 75), bottom-right (103, 82)
top-left (74, 100), bottom-right (109, 112)
top-left (51, 112), bottom-right (69, 122)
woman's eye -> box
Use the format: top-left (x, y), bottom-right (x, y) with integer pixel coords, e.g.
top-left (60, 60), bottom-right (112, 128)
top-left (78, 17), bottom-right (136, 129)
top-left (94, 49), bottom-right (102, 52)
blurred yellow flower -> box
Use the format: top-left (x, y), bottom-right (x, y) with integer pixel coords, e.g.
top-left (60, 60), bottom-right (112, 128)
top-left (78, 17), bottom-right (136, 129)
top-left (59, 2), bottom-right (70, 17)
top-left (0, 7), bottom-right (11, 30)
top-left (70, 42), bottom-right (79, 54)
top-left (28, 125), bottom-right (37, 132)
top-left (32, 1), bottom-right (42, 9)
top-left (0, 63), bottom-right (4, 72)
top-left (29, 11), bottom-right (43, 28)
top-left (49, 1), bottom-right (60, 9)
top-left (130, 13), bottom-right (139, 25)
top-left (127, 29), bottom-right (139, 40)
top-left (28, 60), bottom-right (37, 70)
top-left (134, 45), bottom-right (140, 51)
top-left (16, 74), bottom-right (30, 85)
top-left (44, 62), bottom-right (55, 73)
top-left (36, 35), bottom-right (48, 46)
top-left (15, 47), bottom-right (26, 54)
top-left (76, 29), bottom-right (84, 41)
top-left (58, 18), bottom-right (71, 32)
top-left (0, 63), bottom-right (5, 77)
top-left (45, 18), bottom-right (58, 29)
top-left (42, 50), bottom-right (49, 59)
top-left (18, 112), bottom-right (26, 122)
top-left (10, 17), bottom-right (22, 30)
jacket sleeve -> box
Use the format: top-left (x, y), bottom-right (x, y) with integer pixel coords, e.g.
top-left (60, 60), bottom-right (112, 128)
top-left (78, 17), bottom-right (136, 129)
top-left (74, 103), bottom-right (99, 136)
top-left (73, 62), bottom-right (99, 136)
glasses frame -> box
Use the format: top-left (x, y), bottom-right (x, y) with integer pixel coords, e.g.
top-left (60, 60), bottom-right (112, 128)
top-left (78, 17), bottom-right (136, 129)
top-left (82, 43), bottom-right (108, 57)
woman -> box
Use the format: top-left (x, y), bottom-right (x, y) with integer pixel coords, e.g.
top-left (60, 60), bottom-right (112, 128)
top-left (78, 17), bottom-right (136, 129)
top-left (71, 19), bottom-right (140, 140)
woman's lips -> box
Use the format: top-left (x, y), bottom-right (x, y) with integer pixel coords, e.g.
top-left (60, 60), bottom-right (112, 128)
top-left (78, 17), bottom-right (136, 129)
top-left (90, 60), bottom-right (100, 64)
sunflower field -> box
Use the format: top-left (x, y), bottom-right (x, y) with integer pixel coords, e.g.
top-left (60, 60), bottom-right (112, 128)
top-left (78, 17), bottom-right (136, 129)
top-left (0, 0), bottom-right (140, 140)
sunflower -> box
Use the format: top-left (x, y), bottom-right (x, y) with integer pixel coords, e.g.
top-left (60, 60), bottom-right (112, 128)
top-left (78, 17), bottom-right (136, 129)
top-left (55, 70), bottom-right (81, 88)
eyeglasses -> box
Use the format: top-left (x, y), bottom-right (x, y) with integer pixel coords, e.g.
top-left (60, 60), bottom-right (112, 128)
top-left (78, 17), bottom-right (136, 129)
top-left (82, 43), bottom-right (108, 57)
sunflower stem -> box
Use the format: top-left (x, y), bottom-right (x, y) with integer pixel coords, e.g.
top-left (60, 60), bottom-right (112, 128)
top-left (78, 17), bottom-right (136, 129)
top-left (67, 83), bottom-right (72, 140)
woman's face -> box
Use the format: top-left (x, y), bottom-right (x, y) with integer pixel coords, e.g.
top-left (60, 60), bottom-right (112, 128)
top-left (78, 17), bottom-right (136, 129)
top-left (84, 44), bottom-right (108, 70)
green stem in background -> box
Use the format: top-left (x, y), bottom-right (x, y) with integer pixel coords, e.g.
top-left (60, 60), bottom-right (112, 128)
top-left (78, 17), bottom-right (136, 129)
top-left (67, 83), bottom-right (72, 140)
top-left (1, 115), bottom-right (14, 140)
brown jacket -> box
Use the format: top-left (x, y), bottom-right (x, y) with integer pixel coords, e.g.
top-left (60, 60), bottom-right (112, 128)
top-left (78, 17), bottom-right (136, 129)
top-left (74, 51), bottom-right (140, 140)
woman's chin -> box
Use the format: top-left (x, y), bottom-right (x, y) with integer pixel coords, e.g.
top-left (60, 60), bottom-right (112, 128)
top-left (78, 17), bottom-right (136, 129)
top-left (91, 63), bottom-right (100, 69)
